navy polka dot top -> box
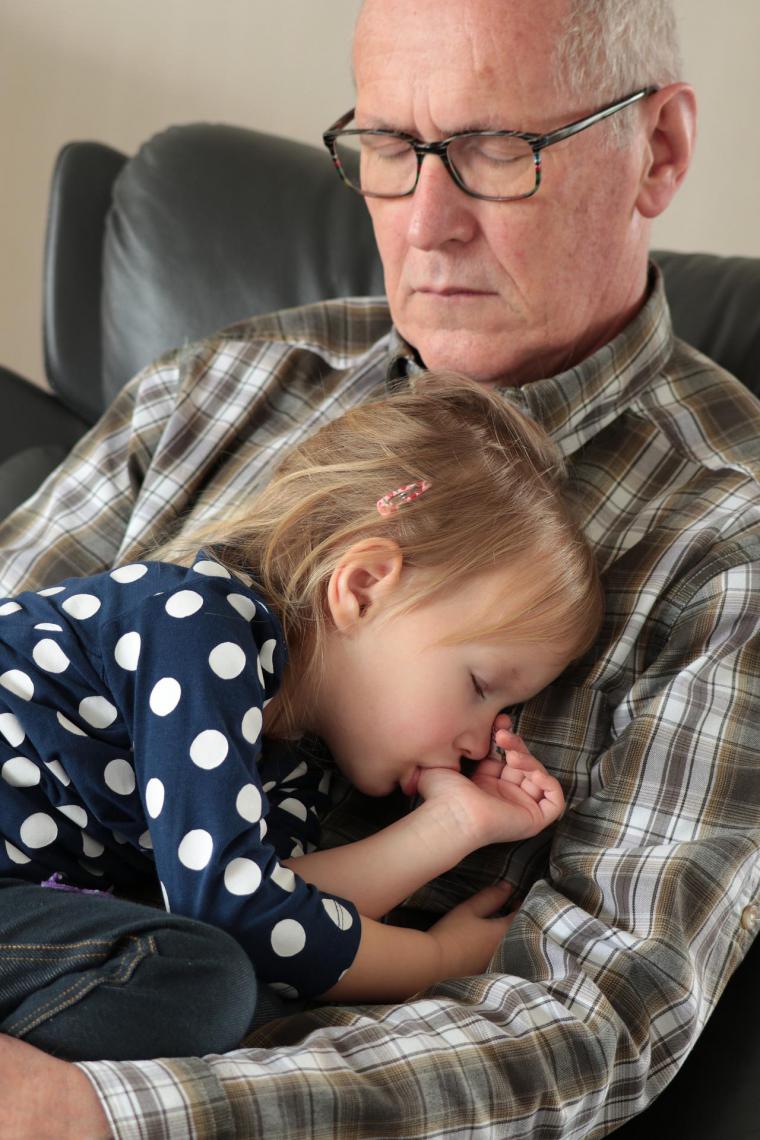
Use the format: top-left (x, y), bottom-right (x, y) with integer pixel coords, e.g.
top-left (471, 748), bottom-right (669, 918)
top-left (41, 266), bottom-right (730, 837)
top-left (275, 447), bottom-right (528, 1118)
top-left (0, 554), bottom-right (360, 998)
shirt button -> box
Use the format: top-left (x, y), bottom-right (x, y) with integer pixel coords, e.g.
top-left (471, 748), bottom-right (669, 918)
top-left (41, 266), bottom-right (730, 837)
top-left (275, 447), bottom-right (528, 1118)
top-left (740, 904), bottom-right (759, 932)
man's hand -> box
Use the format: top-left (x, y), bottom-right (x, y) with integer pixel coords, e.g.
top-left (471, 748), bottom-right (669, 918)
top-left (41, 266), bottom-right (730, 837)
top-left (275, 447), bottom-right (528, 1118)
top-left (0, 1034), bottom-right (111, 1140)
top-left (417, 717), bottom-right (564, 847)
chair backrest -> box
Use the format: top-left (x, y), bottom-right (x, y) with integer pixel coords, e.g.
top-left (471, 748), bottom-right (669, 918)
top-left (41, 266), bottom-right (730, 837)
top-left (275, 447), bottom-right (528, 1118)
top-left (43, 122), bottom-right (760, 424)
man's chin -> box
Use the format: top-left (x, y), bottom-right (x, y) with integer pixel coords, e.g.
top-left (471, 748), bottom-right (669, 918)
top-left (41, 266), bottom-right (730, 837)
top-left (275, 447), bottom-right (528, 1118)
top-left (399, 321), bottom-right (526, 387)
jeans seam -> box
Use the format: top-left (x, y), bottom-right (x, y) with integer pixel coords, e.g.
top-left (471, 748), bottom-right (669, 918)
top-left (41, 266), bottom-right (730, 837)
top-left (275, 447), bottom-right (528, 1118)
top-left (6, 933), bottom-right (157, 1037)
top-left (0, 939), bottom-right (113, 962)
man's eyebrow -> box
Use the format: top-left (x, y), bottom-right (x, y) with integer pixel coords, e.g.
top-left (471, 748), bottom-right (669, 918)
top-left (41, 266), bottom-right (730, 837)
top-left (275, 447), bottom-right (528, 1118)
top-left (355, 117), bottom-right (521, 136)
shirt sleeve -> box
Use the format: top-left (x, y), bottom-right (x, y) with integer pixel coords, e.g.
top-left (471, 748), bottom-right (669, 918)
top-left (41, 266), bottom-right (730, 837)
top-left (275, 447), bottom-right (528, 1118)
top-left (81, 559), bottom-right (760, 1138)
top-left (99, 571), bottom-right (360, 999)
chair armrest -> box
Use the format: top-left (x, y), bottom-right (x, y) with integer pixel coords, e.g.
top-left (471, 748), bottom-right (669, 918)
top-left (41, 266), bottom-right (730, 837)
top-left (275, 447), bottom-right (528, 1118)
top-left (0, 364), bottom-right (89, 459)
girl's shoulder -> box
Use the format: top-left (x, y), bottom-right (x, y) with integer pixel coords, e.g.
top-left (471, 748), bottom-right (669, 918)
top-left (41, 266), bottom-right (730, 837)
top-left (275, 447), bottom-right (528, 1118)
top-left (11, 551), bottom-right (279, 646)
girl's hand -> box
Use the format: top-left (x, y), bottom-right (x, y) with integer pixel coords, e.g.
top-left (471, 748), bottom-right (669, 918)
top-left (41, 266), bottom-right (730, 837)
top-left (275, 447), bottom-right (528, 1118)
top-left (473, 717), bottom-right (564, 822)
top-left (417, 717), bottom-right (564, 847)
top-left (426, 881), bottom-right (518, 981)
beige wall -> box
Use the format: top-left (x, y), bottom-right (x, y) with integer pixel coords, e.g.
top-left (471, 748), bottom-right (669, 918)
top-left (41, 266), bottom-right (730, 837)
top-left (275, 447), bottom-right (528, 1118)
top-left (1, 0), bottom-right (758, 388)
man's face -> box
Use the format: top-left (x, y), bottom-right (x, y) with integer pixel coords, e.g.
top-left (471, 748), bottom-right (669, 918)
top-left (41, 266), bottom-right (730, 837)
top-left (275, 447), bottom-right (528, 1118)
top-left (354, 0), bottom-right (653, 385)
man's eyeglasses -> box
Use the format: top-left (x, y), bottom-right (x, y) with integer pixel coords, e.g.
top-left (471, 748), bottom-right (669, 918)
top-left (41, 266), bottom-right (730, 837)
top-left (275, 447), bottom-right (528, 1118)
top-left (322, 87), bottom-right (658, 203)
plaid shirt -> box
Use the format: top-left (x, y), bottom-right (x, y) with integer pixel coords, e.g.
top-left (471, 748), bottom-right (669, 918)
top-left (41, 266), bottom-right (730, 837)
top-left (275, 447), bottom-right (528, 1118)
top-left (2, 270), bottom-right (759, 1138)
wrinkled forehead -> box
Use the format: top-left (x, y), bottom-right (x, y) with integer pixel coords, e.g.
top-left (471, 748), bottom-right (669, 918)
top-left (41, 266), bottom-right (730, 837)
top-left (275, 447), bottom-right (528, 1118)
top-left (353, 0), bottom-right (572, 134)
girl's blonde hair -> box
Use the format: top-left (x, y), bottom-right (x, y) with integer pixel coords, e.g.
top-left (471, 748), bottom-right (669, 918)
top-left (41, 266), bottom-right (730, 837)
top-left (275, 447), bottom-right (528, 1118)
top-left (152, 374), bottom-right (602, 734)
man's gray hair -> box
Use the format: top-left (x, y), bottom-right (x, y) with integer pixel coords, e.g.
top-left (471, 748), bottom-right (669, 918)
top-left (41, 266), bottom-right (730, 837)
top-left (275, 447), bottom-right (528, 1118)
top-left (556, 0), bottom-right (682, 143)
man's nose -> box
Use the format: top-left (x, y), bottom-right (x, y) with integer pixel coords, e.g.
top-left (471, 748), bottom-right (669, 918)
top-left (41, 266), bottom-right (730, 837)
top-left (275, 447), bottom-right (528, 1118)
top-left (405, 155), bottom-right (479, 250)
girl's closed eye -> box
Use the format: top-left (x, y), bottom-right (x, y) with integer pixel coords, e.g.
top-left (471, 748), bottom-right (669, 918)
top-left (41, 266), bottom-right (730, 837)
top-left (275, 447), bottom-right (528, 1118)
top-left (471, 674), bottom-right (487, 700)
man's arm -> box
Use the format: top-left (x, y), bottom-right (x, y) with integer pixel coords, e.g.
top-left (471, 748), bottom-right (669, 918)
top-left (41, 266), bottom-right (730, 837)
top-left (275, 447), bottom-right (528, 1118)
top-left (0, 1036), bottom-right (111, 1140)
top-left (0, 360), bottom-right (167, 593)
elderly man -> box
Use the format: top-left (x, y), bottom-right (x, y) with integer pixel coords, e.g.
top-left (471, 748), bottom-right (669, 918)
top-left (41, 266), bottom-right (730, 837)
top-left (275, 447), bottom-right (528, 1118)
top-left (1, 0), bottom-right (758, 1137)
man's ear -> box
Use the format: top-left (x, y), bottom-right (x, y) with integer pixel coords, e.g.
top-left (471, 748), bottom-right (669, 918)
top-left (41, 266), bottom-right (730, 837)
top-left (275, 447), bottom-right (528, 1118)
top-left (326, 539), bottom-right (404, 631)
top-left (635, 83), bottom-right (697, 219)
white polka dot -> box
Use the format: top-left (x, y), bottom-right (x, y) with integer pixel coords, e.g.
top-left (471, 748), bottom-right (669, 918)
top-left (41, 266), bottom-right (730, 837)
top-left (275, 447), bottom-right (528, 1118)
top-left (236, 784), bottom-right (263, 823)
top-left (322, 898), bottom-right (355, 931)
top-left (5, 839), bottom-right (30, 864)
top-left (61, 593), bottom-right (101, 620)
top-left (57, 711), bottom-right (87, 737)
top-left (34, 622), bottom-right (63, 632)
top-left (149, 677), bottom-right (181, 716)
top-left (192, 559), bottom-right (231, 578)
top-left (104, 758), bottom-right (136, 795)
top-left (82, 834), bottom-right (105, 858)
top-left (256, 656), bottom-right (264, 687)
top-left (271, 919), bottom-right (306, 958)
top-left (2, 756), bottom-right (40, 787)
top-left (32, 638), bottom-right (70, 674)
top-left (209, 642), bottom-right (246, 680)
top-left (178, 829), bottom-right (213, 870)
top-left (0, 713), bottom-right (25, 747)
top-left (58, 804), bottom-right (88, 828)
top-left (0, 602), bottom-right (21, 616)
top-left (241, 707), bottom-right (263, 744)
top-left (289, 840), bottom-right (304, 858)
top-left (283, 761), bottom-right (308, 783)
top-left (165, 590), bottom-right (203, 618)
top-left (318, 771), bottom-right (331, 795)
top-left (260, 818), bottom-right (268, 840)
top-left (271, 863), bottom-right (296, 892)
top-left (259, 639), bottom-right (277, 673)
top-left (190, 729), bottom-right (229, 769)
top-left (138, 829), bottom-right (153, 849)
top-left (160, 881), bottom-right (170, 910)
top-left (224, 857), bottom-right (262, 896)
top-left (37, 586), bottom-right (65, 597)
top-left (227, 594), bottom-right (256, 621)
top-left (45, 759), bottom-right (70, 785)
top-left (79, 695), bottom-right (118, 729)
top-left (110, 564), bottom-right (148, 583)
top-left (112, 831), bottom-right (129, 845)
top-left (114, 631), bottom-right (141, 671)
top-left (279, 797), bottom-right (308, 821)
top-left (0, 670), bottom-right (34, 701)
top-left (262, 780), bottom-right (276, 793)
top-left (146, 777), bottom-right (165, 819)
top-left (20, 812), bottom-right (58, 849)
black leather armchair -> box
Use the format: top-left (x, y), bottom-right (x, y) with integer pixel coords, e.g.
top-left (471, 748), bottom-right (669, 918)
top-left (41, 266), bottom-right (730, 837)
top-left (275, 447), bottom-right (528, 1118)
top-left (1, 123), bottom-right (758, 1136)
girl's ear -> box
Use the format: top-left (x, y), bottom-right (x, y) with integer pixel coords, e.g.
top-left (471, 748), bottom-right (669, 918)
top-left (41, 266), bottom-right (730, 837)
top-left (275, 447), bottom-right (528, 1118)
top-left (327, 539), bottom-right (404, 631)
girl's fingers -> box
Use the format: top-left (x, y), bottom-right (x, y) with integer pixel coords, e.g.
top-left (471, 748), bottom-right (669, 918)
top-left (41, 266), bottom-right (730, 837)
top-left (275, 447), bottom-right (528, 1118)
top-left (464, 881), bottom-right (515, 918)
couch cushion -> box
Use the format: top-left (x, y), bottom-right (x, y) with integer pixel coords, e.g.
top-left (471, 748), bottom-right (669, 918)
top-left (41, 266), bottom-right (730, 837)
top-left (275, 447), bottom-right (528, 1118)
top-left (654, 250), bottom-right (760, 398)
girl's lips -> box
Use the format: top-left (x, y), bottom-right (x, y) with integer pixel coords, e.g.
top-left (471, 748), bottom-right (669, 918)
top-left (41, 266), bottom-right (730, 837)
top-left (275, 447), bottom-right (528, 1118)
top-left (401, 767), bottom-right (420, 798)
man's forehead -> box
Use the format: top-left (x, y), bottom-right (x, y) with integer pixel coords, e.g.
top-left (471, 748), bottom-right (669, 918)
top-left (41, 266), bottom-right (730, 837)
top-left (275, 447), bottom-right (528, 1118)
top-left (354, 0), bottom-right (569, 57)
top-left (353, 0), bottom-right (571, 130)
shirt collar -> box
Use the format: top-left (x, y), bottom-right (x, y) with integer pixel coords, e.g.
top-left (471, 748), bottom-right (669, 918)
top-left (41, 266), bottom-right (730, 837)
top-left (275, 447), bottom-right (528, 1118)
top-left (384, 263), bottom-right (674, 459)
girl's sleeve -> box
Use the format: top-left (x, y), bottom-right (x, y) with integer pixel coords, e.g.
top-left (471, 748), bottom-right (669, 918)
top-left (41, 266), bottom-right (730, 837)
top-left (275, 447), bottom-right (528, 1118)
top-left (100, 572), bottom-right (360, 998)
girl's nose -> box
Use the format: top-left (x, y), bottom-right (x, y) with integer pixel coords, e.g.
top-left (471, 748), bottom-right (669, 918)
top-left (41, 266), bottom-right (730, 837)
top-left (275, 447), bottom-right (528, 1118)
top-left (455, 722), bottom-right (493, 761)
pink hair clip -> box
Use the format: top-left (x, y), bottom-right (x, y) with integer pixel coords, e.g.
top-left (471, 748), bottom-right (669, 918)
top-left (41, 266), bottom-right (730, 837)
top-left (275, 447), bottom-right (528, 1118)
top-left (376, 480), bottom-right (431, 517)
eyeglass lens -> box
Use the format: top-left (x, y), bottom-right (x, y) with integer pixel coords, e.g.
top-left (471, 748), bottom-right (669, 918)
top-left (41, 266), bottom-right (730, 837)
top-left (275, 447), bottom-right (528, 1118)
top-left (333, 132), bottom-right (537, 199)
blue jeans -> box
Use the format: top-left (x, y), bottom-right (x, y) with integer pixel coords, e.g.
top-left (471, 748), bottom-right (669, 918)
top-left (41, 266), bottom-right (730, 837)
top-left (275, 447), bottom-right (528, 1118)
top-left (0, 878), bottom-right (257, 1061)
